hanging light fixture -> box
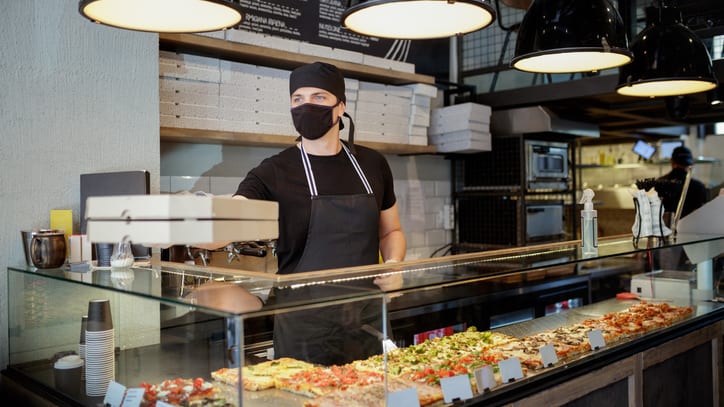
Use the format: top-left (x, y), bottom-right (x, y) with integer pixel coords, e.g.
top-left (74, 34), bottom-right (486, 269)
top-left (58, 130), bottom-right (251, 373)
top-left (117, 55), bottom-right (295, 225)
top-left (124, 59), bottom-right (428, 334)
top-left (511, 0), bottom-right (632, 73)
top-left (341, 0), bottom-right (496, 39)
top-left (616, 6), bottom-right (717, 97)
top-left (709, 86), bottom-right (723, 106)
top-left (78, 0), bottom-right (243, 33)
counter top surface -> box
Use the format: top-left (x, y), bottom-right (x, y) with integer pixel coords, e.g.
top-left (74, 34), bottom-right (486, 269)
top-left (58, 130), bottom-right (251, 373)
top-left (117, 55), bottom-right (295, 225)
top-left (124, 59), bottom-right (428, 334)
top-left (9, 233), bottom-right (723, 315)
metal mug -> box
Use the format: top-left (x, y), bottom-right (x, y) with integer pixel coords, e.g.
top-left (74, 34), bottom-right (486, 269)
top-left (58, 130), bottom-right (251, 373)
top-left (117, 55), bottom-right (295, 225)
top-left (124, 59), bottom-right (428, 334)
top-left (30, 230), bottom-right (67, 269)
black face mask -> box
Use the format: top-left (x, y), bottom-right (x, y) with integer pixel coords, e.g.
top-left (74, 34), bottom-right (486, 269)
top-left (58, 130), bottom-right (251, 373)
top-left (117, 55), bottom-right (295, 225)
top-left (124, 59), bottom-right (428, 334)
top-left (291, 102), bottom-right (340, 140)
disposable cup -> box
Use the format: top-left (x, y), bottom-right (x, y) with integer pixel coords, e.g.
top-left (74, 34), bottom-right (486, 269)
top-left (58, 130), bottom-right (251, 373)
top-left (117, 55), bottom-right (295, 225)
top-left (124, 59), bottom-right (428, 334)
top-left (79, 315), bottom-right (87, 344)
top-left (95, 243), bottom-right (113, 267)
top-left (54, 355), bottom-right (83, 397)
top-left (86, 300), bottom-right (113, 331)
top-left (21, 230), bottom-right (37, 268)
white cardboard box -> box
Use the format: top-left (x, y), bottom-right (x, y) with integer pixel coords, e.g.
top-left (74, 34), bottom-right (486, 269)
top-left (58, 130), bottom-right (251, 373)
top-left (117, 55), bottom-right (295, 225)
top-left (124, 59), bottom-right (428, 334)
top-left (160, 90), bottom-right (219, 107)
top-left (429, 119), bottom-right (490, 135)
top-left (429, 130), bottom-right (491, 145)
top-left (86, 195), bottom-right (277, 220)
top-left (160, 78), bottom-right (220, 96)
top-left (433, 138), bottom-right (491, 153)
top-left (160, 102), bottom-right (219, 119)
top-left (404, 83), bottom-right (438, 98)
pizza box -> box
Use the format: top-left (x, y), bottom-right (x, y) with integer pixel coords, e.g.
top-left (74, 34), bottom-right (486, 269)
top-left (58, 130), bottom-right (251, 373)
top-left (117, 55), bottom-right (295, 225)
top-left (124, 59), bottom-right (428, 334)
top-left (87, 219), bottom-right (278, 245)
top-left (160, 77), bottom-right (220, 96)
top-left (85, 195), bottom-right (278, 245)
top-left (432, 102), bottom-right (492, 118)
top-left (429, 119), bottom-right (490, 135)
top-left (404, 83), bottom-right (438, 98)
top-left (433, 138), bottom-right (491, 153)
top-left (429, 130), bottom-right (491, 144)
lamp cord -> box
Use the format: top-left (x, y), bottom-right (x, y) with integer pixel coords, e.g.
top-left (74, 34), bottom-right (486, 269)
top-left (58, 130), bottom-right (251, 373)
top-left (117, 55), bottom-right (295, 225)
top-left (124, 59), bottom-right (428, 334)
top-left (494, 0), bottom-right (522, 32)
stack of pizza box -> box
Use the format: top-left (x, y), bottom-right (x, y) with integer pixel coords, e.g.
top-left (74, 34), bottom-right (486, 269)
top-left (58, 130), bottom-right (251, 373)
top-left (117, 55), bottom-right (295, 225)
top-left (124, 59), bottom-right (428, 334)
top-left (429, 103), bottom-right (492, 153)
top-left (404, 83), bottom-right (438, 146)
top-left (160, 51), bottom-right (433, 146)
top-left (218, 61), bottom-right (294, 136)
top-left (159, 51), bottom-right (222, 131)
top-left (354, 81), bottom-right (413, 145)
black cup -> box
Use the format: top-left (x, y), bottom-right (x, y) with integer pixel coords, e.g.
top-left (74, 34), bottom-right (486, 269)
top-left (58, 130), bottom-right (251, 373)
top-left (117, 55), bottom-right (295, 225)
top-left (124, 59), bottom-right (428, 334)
top-left (86, 300), bottom-right (113, 332)
top-left (95, 243), bottom-right (113, 267)
top-left (79, 315), bottom-right (87, 344)
top-left (54, 355), bottom-right (83, 397)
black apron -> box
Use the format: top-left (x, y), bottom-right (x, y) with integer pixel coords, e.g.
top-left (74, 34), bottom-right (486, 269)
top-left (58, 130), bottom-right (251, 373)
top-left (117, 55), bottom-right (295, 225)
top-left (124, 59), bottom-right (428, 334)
top-left (273, 142), bottom-right (384, 365)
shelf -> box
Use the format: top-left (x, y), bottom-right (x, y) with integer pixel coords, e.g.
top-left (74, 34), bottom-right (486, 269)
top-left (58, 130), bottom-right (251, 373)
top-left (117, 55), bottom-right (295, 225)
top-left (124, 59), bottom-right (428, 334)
top-left (160, 127), bottom-right (438, 155)
top-left (159, 33), bottom-right (435, 86)
top-left (576, 158), bottom-right (720, 169)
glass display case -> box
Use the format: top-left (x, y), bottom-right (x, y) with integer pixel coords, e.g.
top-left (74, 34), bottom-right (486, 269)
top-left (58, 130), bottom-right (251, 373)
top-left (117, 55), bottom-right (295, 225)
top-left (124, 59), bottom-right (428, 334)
top-left (4, 233), bottom-right (724, 407)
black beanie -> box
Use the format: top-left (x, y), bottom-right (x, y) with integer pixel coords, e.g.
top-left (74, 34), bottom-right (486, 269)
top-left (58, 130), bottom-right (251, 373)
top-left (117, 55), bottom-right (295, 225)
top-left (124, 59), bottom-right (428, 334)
top-left (671, 146), bottom-right (694, 166)
top-left (289, 62), bottom-right (346, 104)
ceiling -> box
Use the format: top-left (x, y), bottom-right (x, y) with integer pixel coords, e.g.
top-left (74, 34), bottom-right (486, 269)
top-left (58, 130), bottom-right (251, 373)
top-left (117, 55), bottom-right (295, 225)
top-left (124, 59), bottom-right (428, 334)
top-left (475, 0), bottom-right (724, 145)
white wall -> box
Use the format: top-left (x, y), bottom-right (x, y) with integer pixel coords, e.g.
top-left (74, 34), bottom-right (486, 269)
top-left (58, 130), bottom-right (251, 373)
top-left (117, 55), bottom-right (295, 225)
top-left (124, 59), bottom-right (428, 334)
top-left (0, 1), bottom-right (160, 370)
top-left (160, 142), bottom-right (453, 261)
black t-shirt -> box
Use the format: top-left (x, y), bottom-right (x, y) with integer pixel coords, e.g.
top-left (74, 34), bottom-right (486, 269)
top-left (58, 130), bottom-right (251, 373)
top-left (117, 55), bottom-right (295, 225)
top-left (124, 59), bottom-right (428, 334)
top-left (657, 167), bottom-right (708, 217)
top-left (235, 143), bottom-right (396, 274)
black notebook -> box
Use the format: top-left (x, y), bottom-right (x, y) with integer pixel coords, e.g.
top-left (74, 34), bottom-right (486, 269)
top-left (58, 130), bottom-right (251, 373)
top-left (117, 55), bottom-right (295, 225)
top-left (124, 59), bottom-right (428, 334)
top-left (80, 170), bottom-right (151, 259)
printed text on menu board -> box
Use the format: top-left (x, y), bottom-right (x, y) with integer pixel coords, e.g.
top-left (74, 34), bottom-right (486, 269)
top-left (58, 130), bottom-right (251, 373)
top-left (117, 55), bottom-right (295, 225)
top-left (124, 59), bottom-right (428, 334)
top-left (236, 0), bottom-right (400, 58)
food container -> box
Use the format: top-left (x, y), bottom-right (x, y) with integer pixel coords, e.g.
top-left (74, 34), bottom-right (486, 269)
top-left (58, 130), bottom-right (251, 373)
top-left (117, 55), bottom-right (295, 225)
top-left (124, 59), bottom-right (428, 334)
top-left (30, 229), bottom-right (67, 269)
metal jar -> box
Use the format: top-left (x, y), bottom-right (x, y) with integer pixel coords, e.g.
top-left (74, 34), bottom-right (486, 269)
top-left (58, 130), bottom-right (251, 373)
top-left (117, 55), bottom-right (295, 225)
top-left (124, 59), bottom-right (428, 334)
top-left (30, 230), bottom-right (67, 269)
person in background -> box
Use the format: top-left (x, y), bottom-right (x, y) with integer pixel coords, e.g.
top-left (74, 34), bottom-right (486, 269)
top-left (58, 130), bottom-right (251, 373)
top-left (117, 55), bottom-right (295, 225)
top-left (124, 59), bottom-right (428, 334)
top-left (657, 146), bottom-right (708, 221)
top-left (654, 146), bottom-right (709, 271)
top-left (233, 61), bottom-right (405, 365)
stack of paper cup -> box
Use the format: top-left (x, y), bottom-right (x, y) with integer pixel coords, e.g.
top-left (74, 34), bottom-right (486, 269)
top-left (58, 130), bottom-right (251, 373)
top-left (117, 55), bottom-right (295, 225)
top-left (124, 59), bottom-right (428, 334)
top-left (79, 315), bottom-right (87, 381)
top-left (85, 299), bottom-right (114, 396)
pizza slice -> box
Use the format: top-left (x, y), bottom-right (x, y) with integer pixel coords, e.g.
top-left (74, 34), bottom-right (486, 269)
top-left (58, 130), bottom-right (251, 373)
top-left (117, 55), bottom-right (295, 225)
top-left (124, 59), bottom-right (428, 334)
top-left (211, 357), bottom-right (315, 391)
top-left (275, 364), bottom-right (385, 398)
top-left (139, 377), bottom-right (227, 407)
top-left (302, 376), bottom-right (443, 407)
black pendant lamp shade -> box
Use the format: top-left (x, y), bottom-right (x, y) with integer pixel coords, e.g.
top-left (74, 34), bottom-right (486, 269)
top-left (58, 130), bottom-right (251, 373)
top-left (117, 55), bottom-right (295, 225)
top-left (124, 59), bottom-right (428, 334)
top-left (79, 0), bottom-right (243, 33)
top-left (511, 0), bottom-right (632, 73)
top-left (341, 0), bottom-right (496, 39)
top-left (616, 7), bottom-right (717, 98)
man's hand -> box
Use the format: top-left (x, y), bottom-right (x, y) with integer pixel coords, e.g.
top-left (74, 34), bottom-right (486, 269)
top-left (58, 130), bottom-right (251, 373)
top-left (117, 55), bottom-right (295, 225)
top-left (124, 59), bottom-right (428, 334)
top-left (373, 273), bottom-right (403, 292)
top-left (186, 282), bottom-right (263, 313)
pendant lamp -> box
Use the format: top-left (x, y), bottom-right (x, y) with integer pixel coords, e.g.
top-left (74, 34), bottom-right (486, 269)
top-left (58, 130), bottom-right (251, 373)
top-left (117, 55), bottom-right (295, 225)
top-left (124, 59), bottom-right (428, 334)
top-left (79, 0), bottom-right (243, 33)
top-left (511, 0), bottom-right (632, 73)
top-left (616, 6), bottom-right (717, 98)
top-left (341, 0), bottom-right (496, 39)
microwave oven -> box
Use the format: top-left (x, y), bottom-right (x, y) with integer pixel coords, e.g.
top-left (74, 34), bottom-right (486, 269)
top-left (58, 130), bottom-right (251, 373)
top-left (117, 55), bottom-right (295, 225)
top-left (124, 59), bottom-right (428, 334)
top-left (525, 140), bottom-right (570, 190)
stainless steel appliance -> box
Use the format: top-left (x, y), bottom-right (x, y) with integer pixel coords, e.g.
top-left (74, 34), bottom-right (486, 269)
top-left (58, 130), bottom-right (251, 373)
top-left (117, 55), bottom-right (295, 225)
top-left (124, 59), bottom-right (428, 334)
top-left (525, 140), bottom-right (569, 191)
top-left (526, 203), bottom-right (565, 240)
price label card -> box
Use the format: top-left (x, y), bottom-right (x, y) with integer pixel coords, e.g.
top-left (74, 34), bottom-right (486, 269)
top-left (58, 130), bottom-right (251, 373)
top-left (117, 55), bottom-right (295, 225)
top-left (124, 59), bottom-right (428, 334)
top-left (103, 381), bottom-right (126, 407)
top-left (499, 357), bottom-right (524, 383)
top-left (121, 388), bottom-right (145, 407)
top-left (539, 343), bottom-right (558, 368)
top-left (387, 387), bottom-right (420, 407)
top-left (440, 374), bottom-right (474, 403)
top-left (474, 365), bottom-right (496, 394)
top-left (587, 329), bottom-right (606, 350)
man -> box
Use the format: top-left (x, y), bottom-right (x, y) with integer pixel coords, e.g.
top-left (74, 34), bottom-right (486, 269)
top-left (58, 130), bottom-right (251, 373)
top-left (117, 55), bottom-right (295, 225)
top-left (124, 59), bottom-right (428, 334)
top-left (657, 146), bottom-right (708, 221)
top-left (654, 146), bottom-right (708, 271)
top-left (233, 62), bottom-right (405, 364)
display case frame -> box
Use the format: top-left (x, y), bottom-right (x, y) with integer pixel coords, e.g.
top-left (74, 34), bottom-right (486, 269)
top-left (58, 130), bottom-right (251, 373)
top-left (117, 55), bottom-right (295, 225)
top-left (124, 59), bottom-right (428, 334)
top-left (4, 233), bottom-right (724, 406)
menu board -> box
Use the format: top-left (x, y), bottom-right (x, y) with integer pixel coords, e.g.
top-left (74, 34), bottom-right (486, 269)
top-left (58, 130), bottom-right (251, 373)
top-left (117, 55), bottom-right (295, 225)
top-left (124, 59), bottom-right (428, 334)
top-left (237, 0), bottom-right (409, 60)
